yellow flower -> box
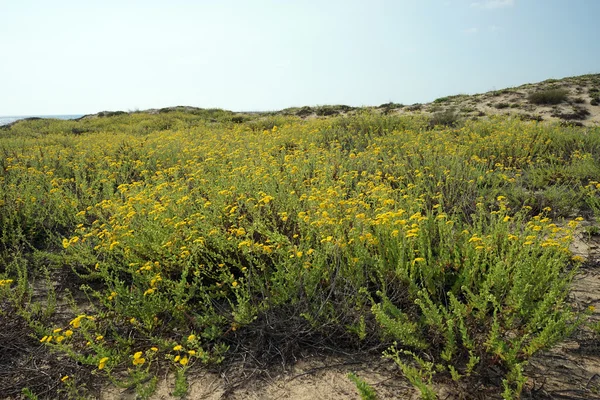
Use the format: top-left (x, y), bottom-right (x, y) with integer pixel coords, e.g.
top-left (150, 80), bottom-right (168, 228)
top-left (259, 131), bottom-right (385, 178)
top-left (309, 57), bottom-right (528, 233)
top-left (61, 375), bottom-right (69, 382)
top-left (62, 238), bottom-right (70, 249)
top-left (98, 357), bottom-right (109, 370)
top-left (69, 316), bottom-right (84, 328)
top-left (56, 335), bottom-right (65, 343)
top-left (69, 314), bottom-right (94, 329)
top-left (188, 350), bottom-right (196, 356)
top-left (187, 334), bottom-right (196, 342)
top-left (174, 355), bottom-right (181, 362)
top-left (133, 351), bottom-right (143, 359)
top-left (96, 335), bottom-right (104, 341)
top-left (40, 335), bottom-right (48, 343)
top-left (180, 356), bottom-right (189, 366)
top-left (133, 357), bottom-right (146, 366)
top-left (150, 347), bottom-right (159, 352)
top-left (64, 330), bottom-right (73, 337)
top-left (53, 328), bottom-right (62, 333)
top-left (173, 345), bottom-right (183, 351)
top-left (231, 281), bottom-right (238, 288)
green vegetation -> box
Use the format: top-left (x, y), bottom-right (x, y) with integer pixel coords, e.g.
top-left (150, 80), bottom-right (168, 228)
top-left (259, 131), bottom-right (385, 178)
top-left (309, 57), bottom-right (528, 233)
top-left (348, 372), bottom-right (378, 400)
top-left (429, 108), bottom-right (459, 127)
top-left (590, 88), bottom-right (600, 106)
top-left (527, 88), bottom-right (569, 105)
top-left (1, 109), bottom-right (600, 399)
top-left (433, 94), bottom-right (468, 104)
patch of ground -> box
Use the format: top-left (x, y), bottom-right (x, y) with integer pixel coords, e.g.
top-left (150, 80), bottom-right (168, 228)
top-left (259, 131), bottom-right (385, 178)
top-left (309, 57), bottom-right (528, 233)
top-left (100, 357), bottom-right (417, 400)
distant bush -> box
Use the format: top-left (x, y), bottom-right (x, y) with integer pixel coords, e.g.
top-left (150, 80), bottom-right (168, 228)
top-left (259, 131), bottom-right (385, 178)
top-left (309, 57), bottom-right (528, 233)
top-left (378, 102), bottom-right (403, 109)
top-left (495, 103), bottom-right (510, 109)
top-left (378, 102), bottom-right (404, 115)
top-left (434, 96), bottom-right (451, 104)
top-left (98, 111), bottom-right (127, 117)
top-left (295, 106), bottom-right (314, 117)
top-left (551, 105), bottom-right (590, 120)
top-left (429, 109), bottom-right (459, 127)
top-left (406, 103), bottom-right (422, 111)
top-left (434, 94), bottom-right (467, 104)
top-left (527, 89), bottom-right (569, 105)
top-left (519, 114), bottom-right (544, 122)
top-left (315, 105), bottom-right (355, 117)
top-left (590, 89), bottom-right (600, 106)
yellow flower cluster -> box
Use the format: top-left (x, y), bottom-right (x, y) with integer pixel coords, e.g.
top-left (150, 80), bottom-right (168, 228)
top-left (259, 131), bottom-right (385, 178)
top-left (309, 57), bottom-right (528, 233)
top-left (40, 328), bottom-right (74, 344)
top-left (0, 279), bottom-right (14, 287)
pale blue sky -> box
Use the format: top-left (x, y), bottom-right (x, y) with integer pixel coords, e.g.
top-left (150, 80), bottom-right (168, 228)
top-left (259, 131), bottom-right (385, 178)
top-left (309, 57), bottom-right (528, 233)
top-left (1, 0), bottom-right (598, 115)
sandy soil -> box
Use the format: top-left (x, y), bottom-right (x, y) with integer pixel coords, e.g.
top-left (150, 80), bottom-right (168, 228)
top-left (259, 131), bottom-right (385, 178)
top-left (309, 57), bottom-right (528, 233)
top-left (100, 357), bottom-right (418, 400)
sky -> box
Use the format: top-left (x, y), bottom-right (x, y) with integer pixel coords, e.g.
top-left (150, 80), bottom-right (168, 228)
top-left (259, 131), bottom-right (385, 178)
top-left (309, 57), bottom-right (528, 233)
top-left (0, 0), bottom-right (599, 115)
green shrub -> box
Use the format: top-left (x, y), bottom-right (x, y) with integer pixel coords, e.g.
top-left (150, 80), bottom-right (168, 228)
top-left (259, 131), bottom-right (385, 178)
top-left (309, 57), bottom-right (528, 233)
top-left (406, 103), bottom-right (423, 111)
top-left (527, 89), bottom-right (569, 105)
top-left (429, 109), bottom-right (459, 127)
top-left (551, 106), bottom-right (590, 120)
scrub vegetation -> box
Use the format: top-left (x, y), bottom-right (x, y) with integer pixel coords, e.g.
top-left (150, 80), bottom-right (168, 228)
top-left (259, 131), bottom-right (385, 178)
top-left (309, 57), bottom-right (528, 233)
top-left (2, 93), bottom-right (600, 399)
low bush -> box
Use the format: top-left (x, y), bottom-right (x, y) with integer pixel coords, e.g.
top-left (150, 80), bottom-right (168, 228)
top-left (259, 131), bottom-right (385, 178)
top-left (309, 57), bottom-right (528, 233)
top-left (429, 109), bottom-right (459, 127)
top-left (527, 88), bottom-right (569, 105)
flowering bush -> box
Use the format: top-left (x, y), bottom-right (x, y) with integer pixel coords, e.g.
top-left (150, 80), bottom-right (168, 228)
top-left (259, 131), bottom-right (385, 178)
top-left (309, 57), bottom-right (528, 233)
top-left (1, 111), bottom-right (599, 398)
